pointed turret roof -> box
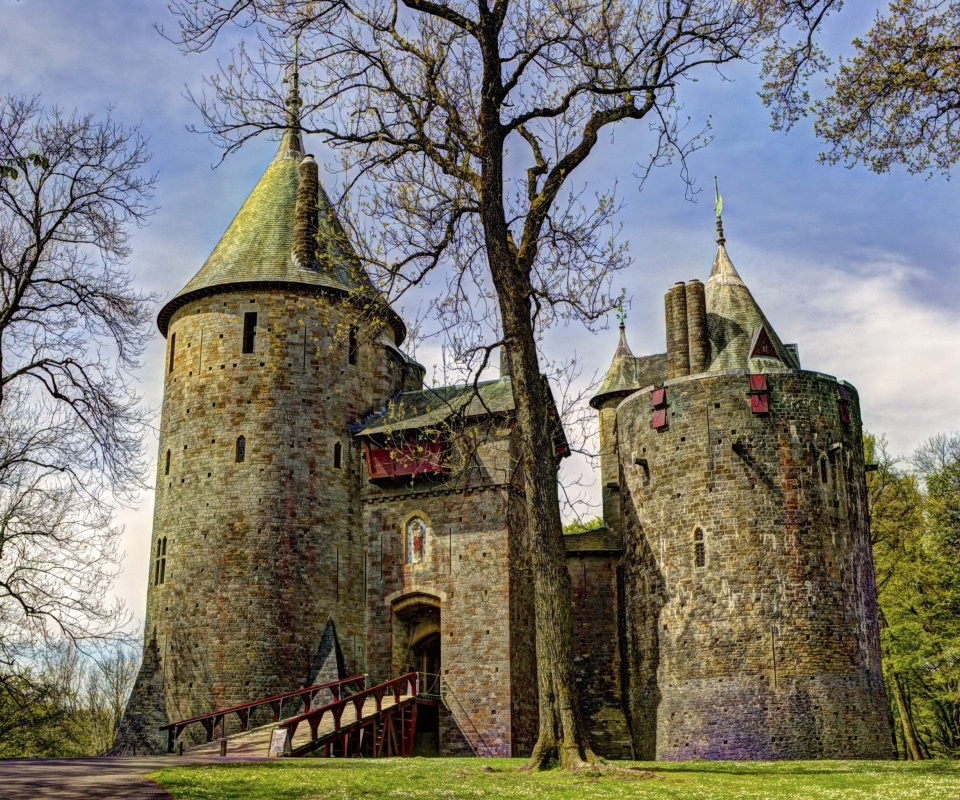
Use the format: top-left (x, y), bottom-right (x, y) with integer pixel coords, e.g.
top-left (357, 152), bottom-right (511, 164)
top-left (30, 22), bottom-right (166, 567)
top-left (157, 74), bottom-right (401, 341)
top-left (704, 229), bottom-right (796, 373)
top-left (590, 324), bottom-right (640, 408)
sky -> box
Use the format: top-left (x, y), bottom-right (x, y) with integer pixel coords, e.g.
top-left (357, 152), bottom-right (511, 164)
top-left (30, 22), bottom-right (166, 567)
top-left (1, 0), bottom-right (958, 624)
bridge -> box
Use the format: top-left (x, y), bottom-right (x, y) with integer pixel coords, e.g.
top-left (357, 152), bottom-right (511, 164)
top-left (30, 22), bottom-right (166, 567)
top-left (161, 673), bottom-right (430, 758)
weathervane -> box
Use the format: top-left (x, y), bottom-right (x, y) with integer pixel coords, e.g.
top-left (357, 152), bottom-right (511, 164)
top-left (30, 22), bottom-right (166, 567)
top-left (714, 175), bottom-right (725, 245)
top-left (616, 296), bottom-right (627, 326)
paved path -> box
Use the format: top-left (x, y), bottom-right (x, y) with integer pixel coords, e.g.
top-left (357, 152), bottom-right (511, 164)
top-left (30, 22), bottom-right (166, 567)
top-left (0, 695), bottom-right (414, 799)
top-left (0, 754), bottom-right (266, 800)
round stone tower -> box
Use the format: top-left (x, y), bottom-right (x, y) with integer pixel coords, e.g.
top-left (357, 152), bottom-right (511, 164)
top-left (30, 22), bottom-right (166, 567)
top-left (611, 221), bottom-right (891, 760)
top-left (117, 99), bottom-right (411, 752)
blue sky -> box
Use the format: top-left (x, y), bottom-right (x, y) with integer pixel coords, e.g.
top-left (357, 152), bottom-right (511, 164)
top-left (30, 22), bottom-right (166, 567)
top-left (2, 0), bottom-right (958, 620)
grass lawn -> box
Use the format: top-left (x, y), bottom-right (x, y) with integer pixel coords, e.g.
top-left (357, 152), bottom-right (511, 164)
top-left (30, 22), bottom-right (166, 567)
top-left (151, 757), bottom-right (960, 799)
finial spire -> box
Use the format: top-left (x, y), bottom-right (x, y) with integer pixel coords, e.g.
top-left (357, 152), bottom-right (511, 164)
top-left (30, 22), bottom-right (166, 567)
top-left (277, 37), bottom-right (304, 160)
top-left (285, 36), bottom-right (302, 130)
top-left (616, 295), bottom-right (627, 328)
top-left (714, 176), bottom-right (725, 245)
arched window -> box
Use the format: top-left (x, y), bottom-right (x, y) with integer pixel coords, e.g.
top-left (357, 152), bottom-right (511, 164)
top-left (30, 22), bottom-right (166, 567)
top-left (164, 449), bottom-right (171, 476)
top-left (154, 537), bottom-right (167, 585)
top-left (236, 435), bottom-right (246, 463)
top-left (348, 326), bottom-right (359, 365)
top-left (694, 528), bottom-right (705, 568)
top-left (406, 517), bottom-right (426, 564)
top-left (819, 457), bottom-right (828, 483)
top-left (333, 441), bottom-right (342, 469)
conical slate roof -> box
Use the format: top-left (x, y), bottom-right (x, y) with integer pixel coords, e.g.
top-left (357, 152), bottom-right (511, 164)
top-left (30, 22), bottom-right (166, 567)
top-left (157, 128), bottom-right (400, 340)
top-left (705, 240), bottom-right (796, 372)
top-left (590, 325), bottom-right (640, 408)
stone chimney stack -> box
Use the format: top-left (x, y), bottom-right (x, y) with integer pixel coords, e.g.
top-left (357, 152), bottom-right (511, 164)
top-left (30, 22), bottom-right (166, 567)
top-left (293, 154), bottom-right (319, 268)
top-left (665, 282), bottom-right (690, 379)
top-left (685, 279), bottom-right (709, 374)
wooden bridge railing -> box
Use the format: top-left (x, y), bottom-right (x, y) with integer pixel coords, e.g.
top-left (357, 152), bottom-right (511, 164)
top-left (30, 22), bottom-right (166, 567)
top-left (160, 674), bottom-right (366, 753)
top-left (278, 671), bottom-right (419, 757)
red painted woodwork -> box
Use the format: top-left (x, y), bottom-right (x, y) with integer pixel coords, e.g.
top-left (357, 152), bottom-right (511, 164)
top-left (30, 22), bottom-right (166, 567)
top-left (838, 401), bottom-right (850, 424)
top-left (750, 326), bottom-right (777, 359)
top-left (749, 374), bottom-right (768, 393)
top-left (651, 387), bottom-right (667, 408)
top-left (651, 408), bottom-right (667, 429)
top-left (160, 675), bottom-right (365, 752)
top-left (751, 393), bottom-right (770, 414)
top-left (364, 442), bottom-right (446, 480)
top-left (279, 672), bottom-right (420, 758)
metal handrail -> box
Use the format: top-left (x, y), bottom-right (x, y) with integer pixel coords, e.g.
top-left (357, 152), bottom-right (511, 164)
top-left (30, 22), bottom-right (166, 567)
top-left (417, 671), bottom-right (442, 700)
top-left (440, 680), bottom-right (493, 756)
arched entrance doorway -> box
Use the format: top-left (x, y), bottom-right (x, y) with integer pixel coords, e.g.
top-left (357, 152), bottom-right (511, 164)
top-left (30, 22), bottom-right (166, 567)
top-left (390, 592), bottom-right (442, 753)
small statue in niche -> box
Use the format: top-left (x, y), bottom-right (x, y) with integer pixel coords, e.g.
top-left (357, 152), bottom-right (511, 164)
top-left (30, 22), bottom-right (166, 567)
top-left (406, 517), bottom-right (426, 564)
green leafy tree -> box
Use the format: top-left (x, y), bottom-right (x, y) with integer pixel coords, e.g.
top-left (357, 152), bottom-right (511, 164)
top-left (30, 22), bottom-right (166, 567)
top-left (769, 1), bottom-right (960, 175)
top-left (868, 432), bottom-right (960, 759)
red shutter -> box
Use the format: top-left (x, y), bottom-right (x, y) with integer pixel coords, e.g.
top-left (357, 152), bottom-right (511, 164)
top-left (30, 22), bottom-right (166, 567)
top-left (750, 393), bottom-right (769, 414)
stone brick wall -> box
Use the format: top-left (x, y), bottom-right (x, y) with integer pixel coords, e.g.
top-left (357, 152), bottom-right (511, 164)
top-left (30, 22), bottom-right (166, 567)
top-left (120, 288), bottom-right (402, 751)
top-left (360, 421), bottom-right (536, 756)
top-left (616, 369), bottom-right (891, 760)
top-left (567, 551), bottom-right (633, 759)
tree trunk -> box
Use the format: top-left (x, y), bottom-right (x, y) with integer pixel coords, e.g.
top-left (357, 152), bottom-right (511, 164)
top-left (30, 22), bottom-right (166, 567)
top-left (501, 300), bottom-right (598, 770)
top-left (890, 669), bottom-right (924, 760)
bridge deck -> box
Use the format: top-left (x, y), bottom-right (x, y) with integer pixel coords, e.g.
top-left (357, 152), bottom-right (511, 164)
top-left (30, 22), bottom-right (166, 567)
top-left (185, 694), bottom-right (414, 757)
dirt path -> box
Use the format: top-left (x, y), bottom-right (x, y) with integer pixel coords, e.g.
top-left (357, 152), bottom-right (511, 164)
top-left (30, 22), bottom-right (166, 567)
top-left (0, 754), bottom-right (267, 799)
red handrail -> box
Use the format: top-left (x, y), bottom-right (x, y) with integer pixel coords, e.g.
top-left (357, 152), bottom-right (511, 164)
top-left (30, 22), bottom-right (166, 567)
top-left (161, 674), bottom-right (366, 752)
top-left (279, 672), bottom-right (418, 756)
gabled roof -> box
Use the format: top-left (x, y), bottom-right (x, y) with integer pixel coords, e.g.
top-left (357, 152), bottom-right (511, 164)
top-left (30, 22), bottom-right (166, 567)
top-left (563, 526), bottom-right (623, 554)
top-left (352, 378), bottom-right (516, 437)
top-left (157, 128), bottom-right (400, 339)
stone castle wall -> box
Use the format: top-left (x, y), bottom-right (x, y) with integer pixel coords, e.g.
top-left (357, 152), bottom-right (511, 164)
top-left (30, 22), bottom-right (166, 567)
top-left (119, 288), bottom-right (401, 751)
top-left (567, 551), bottom-right (634, 759)
top-left (361, 421), bottom-right (537, 757)
top-left (616, 369), bottom-right (891, 760)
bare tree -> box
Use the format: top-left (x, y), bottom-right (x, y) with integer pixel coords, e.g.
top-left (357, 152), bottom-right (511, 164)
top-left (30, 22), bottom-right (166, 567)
top-left (165, 0), bottom-right (839, 769)
top-left (0, 95), bottom-right (156, 687)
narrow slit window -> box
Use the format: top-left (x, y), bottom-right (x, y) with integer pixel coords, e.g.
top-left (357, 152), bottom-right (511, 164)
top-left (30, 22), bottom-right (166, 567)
top-left (348, 326), bottom-right (358, 365)
top-left (155, 537), bottom-right (167, 585)
top-left (333, 441), bottom-right (342, 469)
top-left (694, 528), bottom-right (705, 568)
top-left (164, 449), bottom-right (171, 476)
top-left (236, 435), bottom-right (246, 463)
top-left (820, 457), bottom-right (828, 483)
top-left (168, 332), bottom-right (176, 373)
top-left (242, 312), bottom-right (257, 354)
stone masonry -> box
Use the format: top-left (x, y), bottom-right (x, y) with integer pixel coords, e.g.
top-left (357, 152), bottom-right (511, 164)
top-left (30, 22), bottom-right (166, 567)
top-left (117, 94), bottom-right (892, 761)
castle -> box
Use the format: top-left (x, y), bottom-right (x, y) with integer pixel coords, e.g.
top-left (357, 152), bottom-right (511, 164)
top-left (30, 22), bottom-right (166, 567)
top-left (117, 113), bottom-right (893, 760)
